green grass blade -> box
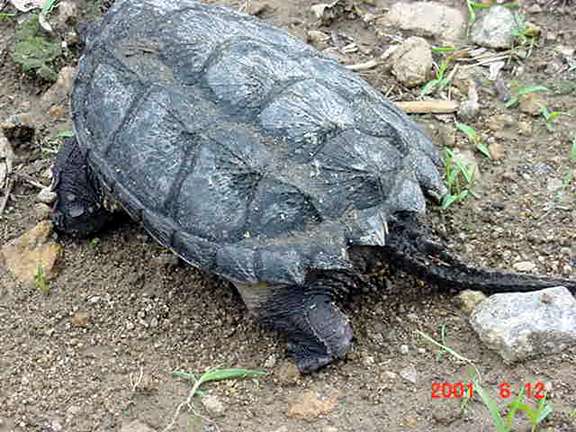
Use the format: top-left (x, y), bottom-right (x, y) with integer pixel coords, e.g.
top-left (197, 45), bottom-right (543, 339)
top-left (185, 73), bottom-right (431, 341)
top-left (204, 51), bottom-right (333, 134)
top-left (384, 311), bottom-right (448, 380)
top-left (535, 397), bottom-right (553, 424)
top-left (515, 85), bottom-right (549, 97)
top-left (432, 46), bottom-right (456, 54)
top-left (55, 130), bottom-right (74, 139)
top-left (417, 330), bottom-right (475, 364)
top-left (505, 96), bottom-right (519, 108)
top-left (476, 143), bottom-right (492, 160)
top-left (0, 12), bottom-right (16, 20)
top-left (171, 371), bottom-right (198, 381)
top-left (506, 388), bottom-right (526, 428)
top-left (456, 122), bottom-right (478, 142)
top-left (441, 194), bottom-right (458, 209)
top-left (421, 79), bottom-right (439, 97)
top-left (198, 368), bottom-right (267, 385)
top-left (472, 377), bottom-right (509, 432)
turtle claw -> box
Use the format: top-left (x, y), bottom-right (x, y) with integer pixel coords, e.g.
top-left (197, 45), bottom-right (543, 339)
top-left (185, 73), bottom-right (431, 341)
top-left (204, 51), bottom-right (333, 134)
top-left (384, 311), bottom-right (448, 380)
top-left (258, 282), bottom-right (353, 373)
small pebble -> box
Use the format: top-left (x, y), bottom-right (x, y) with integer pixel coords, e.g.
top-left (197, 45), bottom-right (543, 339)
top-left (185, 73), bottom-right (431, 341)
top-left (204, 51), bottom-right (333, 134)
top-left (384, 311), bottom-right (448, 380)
top-left (34, 203), bottom-right (53, 220)
top-left (276, 361), bottom-right (300, 385)
top-left (399, 365), bottom-right (418, 384)
top-left (513, 261), bottom-right (537, 272)
top-left (71, 311), bottom-right (90, 327)
top-left (264, 353), bottom-right (278, 369)
top-left (201, 394), bottom-right (225, 417)
top-left (37, 187), bottom-right (57, 204)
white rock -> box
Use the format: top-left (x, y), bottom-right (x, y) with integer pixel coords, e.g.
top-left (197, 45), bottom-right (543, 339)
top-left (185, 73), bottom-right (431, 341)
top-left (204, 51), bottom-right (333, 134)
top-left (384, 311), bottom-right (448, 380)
top-left (471, 287), bottom-right (576, 363)
top-left (380, 2), bottom-right (466, 41)
top-left (471, 6), bottom-right (518, 49)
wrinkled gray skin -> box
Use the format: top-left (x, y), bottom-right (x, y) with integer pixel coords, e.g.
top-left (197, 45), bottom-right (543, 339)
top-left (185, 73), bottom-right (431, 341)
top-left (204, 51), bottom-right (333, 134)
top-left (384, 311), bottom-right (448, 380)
top-left (53, 0), bottom-right (576, 373)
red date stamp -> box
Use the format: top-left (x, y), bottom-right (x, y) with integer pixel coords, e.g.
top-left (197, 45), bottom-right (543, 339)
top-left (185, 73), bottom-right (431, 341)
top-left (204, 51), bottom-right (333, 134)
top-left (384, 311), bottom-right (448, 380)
top-left (431, 381), bottom-right (546, 400)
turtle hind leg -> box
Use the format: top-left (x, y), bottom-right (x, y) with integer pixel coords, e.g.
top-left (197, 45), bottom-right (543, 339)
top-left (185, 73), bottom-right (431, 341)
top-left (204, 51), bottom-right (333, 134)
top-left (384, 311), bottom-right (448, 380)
top-left (241, 276), bottom-right (354, 373)
top-left (52, 137), bottom-right (112, 237)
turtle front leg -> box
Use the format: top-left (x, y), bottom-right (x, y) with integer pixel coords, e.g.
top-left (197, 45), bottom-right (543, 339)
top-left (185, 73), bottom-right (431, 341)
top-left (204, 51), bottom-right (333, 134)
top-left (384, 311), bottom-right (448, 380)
top-left (52, 137), bottom-right (112, 237)
top-left (237, 278), bottom-right (353, 373)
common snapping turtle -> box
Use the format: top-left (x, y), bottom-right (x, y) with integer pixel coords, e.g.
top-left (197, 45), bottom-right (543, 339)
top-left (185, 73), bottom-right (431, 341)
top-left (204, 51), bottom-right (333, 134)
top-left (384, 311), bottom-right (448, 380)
top-left (52, 0), bottom-right (575, 372)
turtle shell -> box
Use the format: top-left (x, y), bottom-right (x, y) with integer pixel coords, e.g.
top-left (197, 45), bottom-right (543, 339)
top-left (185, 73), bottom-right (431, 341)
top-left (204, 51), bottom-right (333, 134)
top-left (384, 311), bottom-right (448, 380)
top-left (71, 0), bottom-right (446, 286)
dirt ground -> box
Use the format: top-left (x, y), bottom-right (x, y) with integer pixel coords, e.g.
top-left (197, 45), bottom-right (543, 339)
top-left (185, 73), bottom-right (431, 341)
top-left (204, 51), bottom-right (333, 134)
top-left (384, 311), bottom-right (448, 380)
top-left (1, 0), bottom-right (575, 431)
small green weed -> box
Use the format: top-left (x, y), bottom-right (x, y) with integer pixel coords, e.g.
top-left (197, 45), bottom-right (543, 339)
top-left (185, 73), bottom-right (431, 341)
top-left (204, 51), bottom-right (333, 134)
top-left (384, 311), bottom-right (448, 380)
top-left (431, 46), bottom-right (457, 54)
top-left (421, 58), bottom-right (452, 97)
top-left (163, 368), bottom-right (266, 431)
top-left (512, 14), bottom-right (540, 46)
top-left (0, 12), bottom-right (16, 21)
top-left (34, 264), bottom-right (50, 295)
top-left (456, 122), bottom-right (492, 159)
top-left (41, 130), bottom-right (73, 156)
top-left (434, 324), bottom-right (448, 361)
top-left (571, 137), bottom-right (576, 162)
top-left (505, 85), bottom-right (549, 108)
top-left (539, 106), bottom-right (564, 132)
top-left (465, 0), bottom-right (490, 30)
top-left (55, 130), bottom-right (75, 139)
top-left (441, 148), bottom-right (476, 209)
top-left (509, 393), bottom-right (553, 432)
top-left (417, 330), bottom-right (479, 373)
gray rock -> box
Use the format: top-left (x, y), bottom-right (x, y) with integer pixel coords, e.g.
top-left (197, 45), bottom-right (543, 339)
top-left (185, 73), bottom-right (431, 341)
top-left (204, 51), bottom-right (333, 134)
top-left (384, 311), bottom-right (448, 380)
top-left (390, 37), bottom-right (433, 87)
top-left (380, 2), bottom-right (466, 41)
top-left (471, 287), bottom-right (576, 363)
top-left (471, 6), bottom-right (518, 49)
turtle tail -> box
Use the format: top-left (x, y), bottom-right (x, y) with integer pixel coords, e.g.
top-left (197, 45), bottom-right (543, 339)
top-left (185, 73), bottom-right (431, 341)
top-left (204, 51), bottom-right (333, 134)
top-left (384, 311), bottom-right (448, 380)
top-left (381, 215), bottom-right (576, 294)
